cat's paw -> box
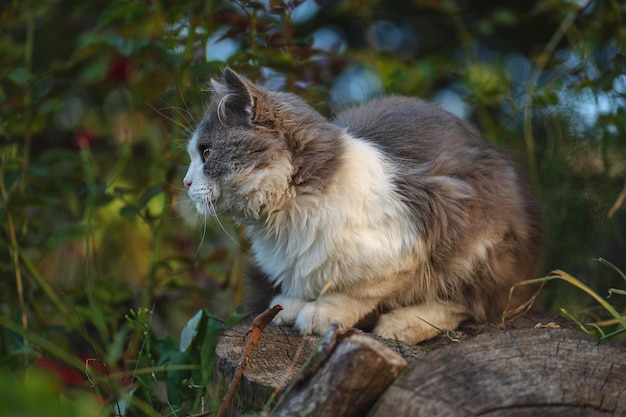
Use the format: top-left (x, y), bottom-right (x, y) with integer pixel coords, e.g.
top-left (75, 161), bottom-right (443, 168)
top-left (373, 304), bottom-right (467, 343)
top-left (373, 312), bottom-right (436, 343)
top-left (270, 295), bottom-right (306, 326)
top-left (294, 301), bottom-right (339, 335)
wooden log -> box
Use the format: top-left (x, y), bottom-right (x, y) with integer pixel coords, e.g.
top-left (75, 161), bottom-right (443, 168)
top-left (215, 311), bottom-right (625, 416)
top-left (215, 316), bottom-right (321, 417)
top-left (216, 305), bottom-right (283, 417)
top-left (371, 327), bottom-right (626, 417)
top-left (271, 328), bottom-right (407, 417)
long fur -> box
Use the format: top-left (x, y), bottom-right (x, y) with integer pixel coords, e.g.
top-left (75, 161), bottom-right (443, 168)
top-left (183, 68), bottom-right (543, 343)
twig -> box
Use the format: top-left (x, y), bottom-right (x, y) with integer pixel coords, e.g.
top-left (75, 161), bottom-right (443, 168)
top-left (607, 178), bottom-right (626, 219)
top-left (215, 304), bottom-right (283, 417)
top-left (501, 280), bottom-right (545, 330)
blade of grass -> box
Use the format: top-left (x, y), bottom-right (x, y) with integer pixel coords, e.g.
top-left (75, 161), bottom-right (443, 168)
top-left (0, 314), bottom-right (84, 371)
top-left (608, 288), bottom-right (626, 297)
top-left (594, 316), bottom-right (626, 327)
top-left (107, 364), bottom-right (198, 380)
top-left (601, 327), bottom-right (626, 339)
top-left (17, 245), bottom-right (67, 316)
top-left (519, 271), bottom-right (626, 330)
top-left (553, 269), bottom-right (626, 329)
top-left (558, 308), bottom-right (599, 336)
top-left (595, 257), bottom-right (626, 284)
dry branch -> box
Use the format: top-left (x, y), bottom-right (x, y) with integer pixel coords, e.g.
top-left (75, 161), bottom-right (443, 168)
top-left (215, 304), bottom-right (282, 417)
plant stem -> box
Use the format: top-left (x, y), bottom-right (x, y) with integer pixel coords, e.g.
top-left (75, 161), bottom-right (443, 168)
top-left (525, 271), bottom-right (626, 330)
top-left (523, 1), bottom-right (591, 193)
top-left (17, 246), bottom-right (68, 316)
top-left (1, 3), bottom-right (36, 357)
top-left (140, 186), bottom-right (174, 310)
top-left (22, 0), bottom-right (34, 168)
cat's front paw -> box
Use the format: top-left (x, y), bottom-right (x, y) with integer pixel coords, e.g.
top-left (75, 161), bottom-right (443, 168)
top-left (270, 295), bottom-right (306, 326)
top-left (373, 304), bottom-right (466, 343)
top-left (295, 300), bottom-right (354, 335)
top-left (373, 313), bottom-right (436, 343)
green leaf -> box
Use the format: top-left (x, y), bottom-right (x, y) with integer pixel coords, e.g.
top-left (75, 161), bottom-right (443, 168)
top-left (7, 68), bottom-right (29, 86)
top-left (595, 257), bottom-right (626, 284)
top-left (165, 351), bottom-right (191, 406)
top-left (120, 205), bottom-right (140, 219)
top-left (493, 8), bottom-right (516, 26)
top-left (138, 184), bottom-right (164, 210)
top-left (225, 312), bottom-right (245, 328)
top-left (33, 74), bottom-right (54, 99)
top-left (0, 370), bottom-right (102, 417)
top-left (27, 163), bottom-right (49, 177)
top-left (156, 336), bottom-right (178, 362)
top-left (179, 309), bottom-right (204, 352)
top-left (96, 1), bottom-right (146, 29)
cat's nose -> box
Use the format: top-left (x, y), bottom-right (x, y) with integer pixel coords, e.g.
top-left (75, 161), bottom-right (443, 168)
top-left (183, 179), bottom-right (192, 190)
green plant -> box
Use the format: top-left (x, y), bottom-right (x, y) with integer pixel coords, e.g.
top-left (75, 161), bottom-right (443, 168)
top-left (514, 257), bottom-right (626, 341)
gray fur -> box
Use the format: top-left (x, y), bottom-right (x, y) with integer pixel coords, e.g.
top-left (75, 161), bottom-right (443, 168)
top-left (334, 97), bottom-right (543, 320)
top-left (195, 69), bottom-right (345, 193)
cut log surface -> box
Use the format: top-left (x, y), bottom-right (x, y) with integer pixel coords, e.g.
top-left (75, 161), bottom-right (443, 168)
top-left (215, 312), bottom-right (626, 417)
top-left (215, 318), bottom-right (320, 416)
top-left (372, 328), bottom-right (626, 417)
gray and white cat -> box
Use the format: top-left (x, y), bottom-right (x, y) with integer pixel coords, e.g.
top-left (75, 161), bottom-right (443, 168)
top-left (183, 68), bottom-right (543, 343)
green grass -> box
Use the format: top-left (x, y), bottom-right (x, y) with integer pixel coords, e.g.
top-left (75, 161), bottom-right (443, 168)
top-left (510, 258), bottom-right (626, 341)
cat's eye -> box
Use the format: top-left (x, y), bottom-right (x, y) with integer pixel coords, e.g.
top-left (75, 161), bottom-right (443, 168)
top-left (202, 148), bottom-right (211, 163)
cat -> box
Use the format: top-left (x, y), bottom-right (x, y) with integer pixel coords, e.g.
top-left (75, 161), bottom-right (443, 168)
top-left (183, 68), bottom-right (544, 343)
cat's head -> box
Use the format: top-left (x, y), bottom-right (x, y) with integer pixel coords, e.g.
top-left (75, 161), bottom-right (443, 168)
top-left (183, 69), bottom-right (342, 223)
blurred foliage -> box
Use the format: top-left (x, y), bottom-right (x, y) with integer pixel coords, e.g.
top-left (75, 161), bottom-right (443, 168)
top-left (1, 0), bottom-right (625, 414)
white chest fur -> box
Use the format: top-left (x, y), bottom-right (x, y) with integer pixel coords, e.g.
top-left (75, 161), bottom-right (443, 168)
top-left (247, 134), bottom-right (422, 300)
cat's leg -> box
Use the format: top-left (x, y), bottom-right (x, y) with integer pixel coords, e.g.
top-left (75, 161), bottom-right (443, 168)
top-left (373, 302), bottom-right (468, 343)
top-left (294, 293), bottom-right (379, 335)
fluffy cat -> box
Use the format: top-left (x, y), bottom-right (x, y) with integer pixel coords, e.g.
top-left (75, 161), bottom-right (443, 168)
top-left (183, 68), bottom-right (543, 343)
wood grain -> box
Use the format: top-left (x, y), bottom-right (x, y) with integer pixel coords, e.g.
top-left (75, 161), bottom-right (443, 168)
top-left (372, 328), bottom-right (626, 417)
top-left (272, 331), bottom-right (407, 417)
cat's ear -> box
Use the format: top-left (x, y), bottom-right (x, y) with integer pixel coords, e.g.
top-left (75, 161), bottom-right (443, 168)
top-left (220, 68), bottom-right (260, 124)
top-left (210, 78), bottom-right (228, 95)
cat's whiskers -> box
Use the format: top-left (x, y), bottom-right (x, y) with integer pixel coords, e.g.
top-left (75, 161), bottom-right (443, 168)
top-left (195, 214), bottom-right (209, 257)
top-left (206, 193), bottom-right (247, 251)
top-left (177, 83), bottom-right (198, 127)
top-left (148, 103), bottom-right (196, 136)
top-left (163, 105), bottom-right (197, 133)
top-left (164, 198), bottom-right (193, 209)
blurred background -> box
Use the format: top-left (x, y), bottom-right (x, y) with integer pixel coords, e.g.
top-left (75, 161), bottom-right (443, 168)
top-left (1, 0), bottom-right (625, 415)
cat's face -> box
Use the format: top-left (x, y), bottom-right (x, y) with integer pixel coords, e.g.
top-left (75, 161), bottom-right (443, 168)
top-left (183, 70), bottom-right (294, 222)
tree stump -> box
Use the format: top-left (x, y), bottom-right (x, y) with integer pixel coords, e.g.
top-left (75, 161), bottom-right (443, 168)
top-left (214, 311), bottom-right (626, 416)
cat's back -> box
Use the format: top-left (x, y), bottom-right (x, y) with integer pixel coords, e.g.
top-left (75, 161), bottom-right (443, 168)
top-left (333, 96), bottom-right (493, 164)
